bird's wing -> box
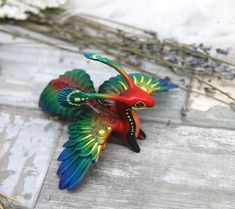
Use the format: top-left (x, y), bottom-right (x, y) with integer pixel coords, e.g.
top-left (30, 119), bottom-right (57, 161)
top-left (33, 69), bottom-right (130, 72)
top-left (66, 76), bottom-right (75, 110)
top-left (39, 69), bottom-right (95, 119)
top-left (98, 73), bottom-right (178, 109)
top-left (57, 111), bottom-right (113, 190)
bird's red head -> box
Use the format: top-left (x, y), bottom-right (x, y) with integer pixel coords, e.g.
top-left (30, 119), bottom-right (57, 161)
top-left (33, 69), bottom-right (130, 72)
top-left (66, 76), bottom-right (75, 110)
top-left (84, 52), bottom-right (155, 110)
top-left (121, 85), bottom-right (155, 109)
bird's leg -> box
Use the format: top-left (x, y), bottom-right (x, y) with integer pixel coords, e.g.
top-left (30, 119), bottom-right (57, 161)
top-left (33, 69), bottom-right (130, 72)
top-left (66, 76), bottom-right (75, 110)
top-left (137, 128), bottom-right (146, 140)
top-left (127, 132), bottom-right (140, 153)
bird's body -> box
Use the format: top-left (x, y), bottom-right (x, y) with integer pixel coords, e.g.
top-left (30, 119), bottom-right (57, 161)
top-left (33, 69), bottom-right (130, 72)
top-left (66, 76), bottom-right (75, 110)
top-left (39, 53), bottom-right (178, 190)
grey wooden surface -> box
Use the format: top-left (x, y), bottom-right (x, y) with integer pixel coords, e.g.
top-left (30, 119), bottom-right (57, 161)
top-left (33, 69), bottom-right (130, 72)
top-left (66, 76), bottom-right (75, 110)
top-left (36, 122), bottom-right (235, 209)
top-left (0, 31), bottom-right (235, 209)
top-left (0, 106), bottom-right (62, 207)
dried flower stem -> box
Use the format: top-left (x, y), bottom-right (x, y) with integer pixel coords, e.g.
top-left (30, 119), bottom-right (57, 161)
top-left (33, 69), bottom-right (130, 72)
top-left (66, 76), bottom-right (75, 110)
top-left (193, 75), bottom-right (235, 102)
top-left (1, 9), bottom-right (234, 106)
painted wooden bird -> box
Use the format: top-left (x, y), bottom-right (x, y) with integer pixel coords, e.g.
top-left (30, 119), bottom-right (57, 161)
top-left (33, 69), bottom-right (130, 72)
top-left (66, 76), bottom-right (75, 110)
top-left (39, 52), bottom-right (178, 190)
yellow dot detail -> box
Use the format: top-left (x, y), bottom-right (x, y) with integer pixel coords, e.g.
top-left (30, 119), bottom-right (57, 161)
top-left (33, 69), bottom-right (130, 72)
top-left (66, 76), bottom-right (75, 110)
top-left (140, 86), bottom-right (148, 92)
top-left (98, 129), bottom-right (106, 137)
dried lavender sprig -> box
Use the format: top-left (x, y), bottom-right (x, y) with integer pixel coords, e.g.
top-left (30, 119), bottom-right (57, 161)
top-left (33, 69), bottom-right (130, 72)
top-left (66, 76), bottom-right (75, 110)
top-left (1, 9), bottom-right (234, 105)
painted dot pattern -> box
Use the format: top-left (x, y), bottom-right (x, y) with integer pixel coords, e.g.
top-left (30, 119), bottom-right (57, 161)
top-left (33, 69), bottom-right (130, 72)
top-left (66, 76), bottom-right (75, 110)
top-left (125, 108), bottom-right (136, 136)
top-left (66, 90), bottom-right (89, 106)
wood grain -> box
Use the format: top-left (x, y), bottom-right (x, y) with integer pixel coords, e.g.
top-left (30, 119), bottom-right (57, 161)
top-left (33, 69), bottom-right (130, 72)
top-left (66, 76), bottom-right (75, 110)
top-left (35, 122), bottom-right (235, 209)
top-left (1, 31), bottom-right (235, 209)
top-left (0, 107), bottom-right (63, 208)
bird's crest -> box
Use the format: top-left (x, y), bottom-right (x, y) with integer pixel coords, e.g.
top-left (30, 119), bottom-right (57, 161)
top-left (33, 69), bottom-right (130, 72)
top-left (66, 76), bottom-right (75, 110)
top-left (58, 53), bottom-right (178, 108)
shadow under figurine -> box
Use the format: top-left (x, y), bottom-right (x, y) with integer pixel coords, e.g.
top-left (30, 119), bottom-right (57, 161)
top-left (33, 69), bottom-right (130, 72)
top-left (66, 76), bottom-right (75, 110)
top-left (38, 52), bottom-right (178, 190)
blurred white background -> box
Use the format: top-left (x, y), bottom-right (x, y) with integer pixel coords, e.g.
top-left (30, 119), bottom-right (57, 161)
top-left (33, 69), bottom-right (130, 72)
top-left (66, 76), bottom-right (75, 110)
top-left (66, 0), bottom-right (235, 48)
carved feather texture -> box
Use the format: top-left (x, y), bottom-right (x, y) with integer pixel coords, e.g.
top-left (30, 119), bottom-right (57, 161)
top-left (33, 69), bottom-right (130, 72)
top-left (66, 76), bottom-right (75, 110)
top-left (57, 111), bottom-right (112, 190)
top-left (39, 69), bottom-right (95, 119)
top-left (98, 73), bottom-right (178, 108)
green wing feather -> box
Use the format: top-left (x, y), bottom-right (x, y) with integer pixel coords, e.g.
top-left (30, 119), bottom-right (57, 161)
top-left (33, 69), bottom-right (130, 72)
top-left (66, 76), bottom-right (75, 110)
top-left (98, 73), bottom-right (177, 108)
top-left (39, 69), bottom-right (95, 119)
top-left (57, 111), bottom-right (112, 190)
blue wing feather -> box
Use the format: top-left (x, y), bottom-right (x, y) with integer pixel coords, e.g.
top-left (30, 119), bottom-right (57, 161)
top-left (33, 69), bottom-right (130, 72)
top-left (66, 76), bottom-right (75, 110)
top-left (57, 111), bottom-right (112, 190)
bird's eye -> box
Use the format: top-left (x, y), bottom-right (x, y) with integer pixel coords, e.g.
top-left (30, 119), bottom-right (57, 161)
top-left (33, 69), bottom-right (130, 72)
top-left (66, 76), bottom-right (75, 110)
top-left (135, 102), bottom-right (145, 108)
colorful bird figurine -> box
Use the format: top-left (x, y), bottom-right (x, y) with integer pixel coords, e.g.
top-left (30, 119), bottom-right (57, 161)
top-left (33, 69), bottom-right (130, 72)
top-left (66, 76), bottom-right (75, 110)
top-left (39, 52), bottom-right (178, 190)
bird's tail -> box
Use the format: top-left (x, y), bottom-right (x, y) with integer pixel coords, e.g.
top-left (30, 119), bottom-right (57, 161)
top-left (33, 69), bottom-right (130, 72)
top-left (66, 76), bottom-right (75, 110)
top-left (156, 79), bottom-right (178, 92)
top-left (38, 69), bottom-right (95, 119)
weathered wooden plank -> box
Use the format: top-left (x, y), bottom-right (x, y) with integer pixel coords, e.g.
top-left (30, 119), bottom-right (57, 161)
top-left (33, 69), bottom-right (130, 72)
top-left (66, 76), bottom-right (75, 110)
top-left (0, 33), bottom-right (133, 108)
top-left (0, 107), bottom-right (62, 208)
top-left (35, 121), bottom-right (235, 209)
top-left (1, 30), bottom-right (234, 209)
top-left (185, 105), bottom-right (235, 130)
top-left (185, 78), bottom-right (235, 130)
